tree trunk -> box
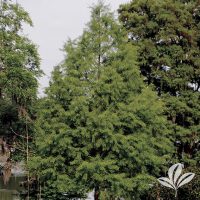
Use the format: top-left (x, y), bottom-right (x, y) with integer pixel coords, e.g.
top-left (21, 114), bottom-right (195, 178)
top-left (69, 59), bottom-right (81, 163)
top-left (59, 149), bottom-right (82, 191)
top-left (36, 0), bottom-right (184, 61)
top-left (94, 187), bottom-right (100, 200)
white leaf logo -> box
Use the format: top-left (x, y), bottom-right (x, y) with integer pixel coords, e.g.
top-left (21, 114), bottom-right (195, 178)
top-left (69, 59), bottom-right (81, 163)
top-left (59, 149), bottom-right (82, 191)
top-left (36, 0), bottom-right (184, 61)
top-left (157, 177), bottom-right (175, 190)
top-left (157, 163), bottom-right (195, 197)
top-left (177, 173), bottom-right (195, 188)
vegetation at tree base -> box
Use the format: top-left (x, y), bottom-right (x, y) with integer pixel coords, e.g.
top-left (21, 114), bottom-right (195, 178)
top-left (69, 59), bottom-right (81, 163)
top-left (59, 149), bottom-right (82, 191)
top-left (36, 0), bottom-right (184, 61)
top-left (118, 0), bottom-right (200, 199)
top-left (30, 3), bottom-right (173, 199)
top-left (0, 0), bottom-right (199, 199)
top-left (0, 0), bottom-right (41, 193)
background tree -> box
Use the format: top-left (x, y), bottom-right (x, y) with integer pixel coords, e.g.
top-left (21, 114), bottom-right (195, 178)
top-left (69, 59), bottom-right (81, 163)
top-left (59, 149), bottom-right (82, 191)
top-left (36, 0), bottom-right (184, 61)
top-left (119, 0), bottom-right (200, 199)
top-left (0, 0), bottom-right (41, 195)
top-left (31, 2), bottom-right (173, 199)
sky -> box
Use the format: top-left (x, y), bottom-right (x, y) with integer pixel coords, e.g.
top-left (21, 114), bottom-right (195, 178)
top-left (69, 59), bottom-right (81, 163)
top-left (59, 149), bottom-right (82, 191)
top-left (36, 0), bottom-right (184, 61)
top-left (17, 0), bottom-right (129, 96)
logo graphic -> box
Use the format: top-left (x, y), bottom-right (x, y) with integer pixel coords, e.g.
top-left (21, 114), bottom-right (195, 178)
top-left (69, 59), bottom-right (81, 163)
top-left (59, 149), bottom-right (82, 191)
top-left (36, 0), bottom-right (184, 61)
top-left (157, 163), bottom-right (195, 197)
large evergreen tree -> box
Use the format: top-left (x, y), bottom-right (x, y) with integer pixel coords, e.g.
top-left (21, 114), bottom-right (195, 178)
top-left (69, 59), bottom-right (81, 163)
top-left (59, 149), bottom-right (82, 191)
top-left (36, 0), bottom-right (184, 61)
top-left (31, 2), bottom-right (172, 200)
top-left (119, 0), bottom-right (200, 198)
top-left (0, 0), bottom-right (41, 189)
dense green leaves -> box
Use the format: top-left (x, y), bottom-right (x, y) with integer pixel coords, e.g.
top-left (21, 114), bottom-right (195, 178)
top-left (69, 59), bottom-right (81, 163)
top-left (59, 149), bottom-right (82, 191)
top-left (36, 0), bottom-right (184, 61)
top-left (119, 0), bottom-right (200, 160)
top-left (119, 0), bottom-right (200, 198)
top-left (32, 2), bottom-right (172, 199)
top-left (0, 0), bottom-right (41, 163)
top-left (0, 0), bottom-right (41, 105)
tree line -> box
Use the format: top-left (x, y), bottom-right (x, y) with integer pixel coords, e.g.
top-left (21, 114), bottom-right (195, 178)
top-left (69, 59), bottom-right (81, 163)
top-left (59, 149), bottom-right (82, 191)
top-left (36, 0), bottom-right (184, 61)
top-left (0, 0), bottom-right (199, 199)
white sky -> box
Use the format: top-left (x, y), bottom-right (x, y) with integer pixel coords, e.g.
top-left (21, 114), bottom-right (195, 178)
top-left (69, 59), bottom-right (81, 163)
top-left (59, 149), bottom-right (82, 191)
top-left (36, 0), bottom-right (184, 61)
top-left (18, 0), bottom-right (129, 96)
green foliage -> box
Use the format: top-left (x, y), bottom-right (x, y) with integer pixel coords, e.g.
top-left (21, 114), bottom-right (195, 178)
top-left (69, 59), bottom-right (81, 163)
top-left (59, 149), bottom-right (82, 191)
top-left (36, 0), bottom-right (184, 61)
top-left (0, 0), bottom-right (41, 161)
top-left (0, 0), bottom-right (41, 105)
top-left (119, 0), bottom-right (200, 198)
top-left (31, 2), bottom-right (173, 199)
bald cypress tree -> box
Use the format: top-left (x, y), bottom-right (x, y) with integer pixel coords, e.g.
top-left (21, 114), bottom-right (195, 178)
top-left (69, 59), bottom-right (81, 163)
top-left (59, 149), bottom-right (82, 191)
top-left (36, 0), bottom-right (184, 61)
top-left (119, 0), bottom-right (200, 199)
top-left (31, 2), bottom-right (172, 199)
top-left (119, 0), bottom-right (200, 163)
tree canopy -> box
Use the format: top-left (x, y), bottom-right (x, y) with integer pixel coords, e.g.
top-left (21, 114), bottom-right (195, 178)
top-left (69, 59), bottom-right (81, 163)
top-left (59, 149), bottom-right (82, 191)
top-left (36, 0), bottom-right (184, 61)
top-left (119, 0), bottom-right (200, 163)
top-left (0, 0), bottom-right (199, 199)
top-left (0, 0), bottom-right (41, 188)
top-left (119, 0), bottom-right (200, 199)
top-left (31, 2), bottom-right (172, 199)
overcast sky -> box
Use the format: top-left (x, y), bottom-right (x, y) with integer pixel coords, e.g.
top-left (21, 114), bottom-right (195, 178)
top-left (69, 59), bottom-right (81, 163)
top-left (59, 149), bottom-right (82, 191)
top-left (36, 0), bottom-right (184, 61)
top-left (17, 0), bottom-right (129, 96)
